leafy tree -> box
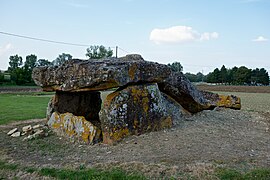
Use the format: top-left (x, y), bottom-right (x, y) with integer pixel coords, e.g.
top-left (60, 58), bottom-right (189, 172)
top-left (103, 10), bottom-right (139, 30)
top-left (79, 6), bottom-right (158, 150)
top-left (23, 54), bottom-right (37, 84)
top-left (168, 62), bottom-right (183, 72)
top-left (0, 71), bottom-right (4, 84)
top-left (8, 55), bottom-right (23, 72)
top-left (220, 65), bottom-right (228, 83)
top-left (196, 72), bottom-right (204, 82)
top-left (7, 55), bottom-right (23, 84)
top-left (206, 72), bottom-right (214, 83)
top-left (53, 53), bottom-right (72, 66)
top-left (185, 73), bottom-right (197, 82)
top-left (235, 66), bottom-right (251, 84)
top-left (213, 68), bottom-right (221, 83)
top-left (228, 67), bottom-right (238, 84)
top-left (86, 45), bottom-right (113, 59)
top-left (36, 59), bottom-right (52, 67)
top-left (258, 68), bottom-right (269, 85)
top-left (24, 54), bottom-right (37, 70)
top-left (251, 68), bottom-right (269, 85)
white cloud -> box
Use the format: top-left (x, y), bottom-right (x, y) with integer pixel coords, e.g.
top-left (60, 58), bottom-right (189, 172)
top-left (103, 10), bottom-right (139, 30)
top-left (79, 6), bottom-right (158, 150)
top-left (0, 43), bottom-right (12, 56)
top-left (200, 32), bottom-right (219, 41)
top-left (149, 26), bottom-right (218, 44)
top-left (252, 36), bottom-right (268, 42)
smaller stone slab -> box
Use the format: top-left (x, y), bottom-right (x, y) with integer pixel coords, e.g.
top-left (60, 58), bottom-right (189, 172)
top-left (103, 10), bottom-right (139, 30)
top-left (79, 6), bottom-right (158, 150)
top-left (158, 72), bottom-right (212, 113)
top-left (202, 91), bottom-right (241, 109)
top-left (48, 112), bottom-right (101, 144)
top-left (7, 128), bottom-right (18, 136)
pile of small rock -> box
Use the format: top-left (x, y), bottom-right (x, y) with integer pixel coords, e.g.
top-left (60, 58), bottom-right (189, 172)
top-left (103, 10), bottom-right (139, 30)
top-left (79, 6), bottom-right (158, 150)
top-left (7, 124), bottom-right (49, 141)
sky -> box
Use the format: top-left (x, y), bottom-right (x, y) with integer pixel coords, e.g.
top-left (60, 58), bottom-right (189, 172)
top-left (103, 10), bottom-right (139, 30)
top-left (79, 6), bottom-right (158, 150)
top-left (0, 0), bottom-right (269, 74)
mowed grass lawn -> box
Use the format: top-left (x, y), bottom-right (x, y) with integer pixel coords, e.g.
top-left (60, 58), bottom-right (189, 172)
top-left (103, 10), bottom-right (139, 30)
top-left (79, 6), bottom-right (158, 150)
top-left (0, 93), bottom-right (53, 125)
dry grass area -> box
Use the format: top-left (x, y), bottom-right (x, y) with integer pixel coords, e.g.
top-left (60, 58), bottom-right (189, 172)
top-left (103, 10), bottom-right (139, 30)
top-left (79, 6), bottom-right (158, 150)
top-left (197, 84), bottom-right (270, 93)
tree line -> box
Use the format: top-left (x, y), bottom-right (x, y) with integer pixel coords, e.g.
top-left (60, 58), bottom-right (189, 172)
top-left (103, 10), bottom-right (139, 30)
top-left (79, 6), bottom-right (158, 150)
top-left (1, 53), bottom-right (269, 86)
top-left (206, 65), bottom-right (269, 85)
top-left (0, 45), bottom-right (113, 85)
top-left (168, 62), bottom-right (269, 86)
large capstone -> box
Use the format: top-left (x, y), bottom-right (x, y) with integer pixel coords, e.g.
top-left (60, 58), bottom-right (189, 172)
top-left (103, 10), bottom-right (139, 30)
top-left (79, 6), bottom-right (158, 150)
top-left (99, 83), bottom-right (187, 144)
top-left (32, 56), bottom-right (171, 92)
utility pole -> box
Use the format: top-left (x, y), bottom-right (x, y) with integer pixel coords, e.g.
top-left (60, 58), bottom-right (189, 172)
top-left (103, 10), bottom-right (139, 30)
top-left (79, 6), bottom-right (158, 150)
top-left (116, 46), bottom-right (118, 58)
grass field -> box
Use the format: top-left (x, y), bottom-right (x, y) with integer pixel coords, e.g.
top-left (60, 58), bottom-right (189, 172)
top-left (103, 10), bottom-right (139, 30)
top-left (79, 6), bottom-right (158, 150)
top-left (0, 92), bottom-right (53, 125)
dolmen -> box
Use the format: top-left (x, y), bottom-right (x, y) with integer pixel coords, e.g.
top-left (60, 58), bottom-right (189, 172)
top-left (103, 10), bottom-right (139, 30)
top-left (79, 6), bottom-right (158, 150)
top-left (32, 54), bottom-right (241, 144)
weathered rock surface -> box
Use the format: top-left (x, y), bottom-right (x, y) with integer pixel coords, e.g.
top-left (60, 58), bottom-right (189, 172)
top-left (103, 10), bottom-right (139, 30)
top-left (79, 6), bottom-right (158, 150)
top-left (48, 112), bottom-right (102, 144)
top-left (7, 123), bottom-right (49, 141)
top-left (11, 132), bottom-right (21, 137)
top-left (7, 128), bottom-right (18, 136)
top-left (201, 91), bottom-right (241, 109)
top-left (47, 91), bottom-right (101, 127)
top-left (100, 83), bottom-right (187, 144)
top-left (32, 55), bottom-right (171, 92)
top-left (22, 125), bottom-right (32, 133)
top-left (158, 72), bottom-right (212, 113)
top-left (32, 54), bottom-right (241, 145)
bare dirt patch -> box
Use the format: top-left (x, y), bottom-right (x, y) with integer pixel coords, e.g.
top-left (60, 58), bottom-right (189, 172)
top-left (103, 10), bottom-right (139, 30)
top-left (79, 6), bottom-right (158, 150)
top-left (0, 86), bottom-right (42, 94)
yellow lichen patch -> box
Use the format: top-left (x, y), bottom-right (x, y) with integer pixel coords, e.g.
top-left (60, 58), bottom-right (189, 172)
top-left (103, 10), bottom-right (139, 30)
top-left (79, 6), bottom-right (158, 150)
top-left (103, 127), bottom-right (129, 144)
top-left (111, 127), bottom-right (129, 141)
top-left (160, 116), bottom-right (173, 129)
top-left (48, 112), bottom-right (100, 144)
top-left (128, 64), bottom-right (137, 80)
top-left (51, 112), bottom-right (62, 129)
top-left (217, 95), bottom-right (241, 109)
top-left (133, 118), bottom-right (139, 129)
top-left (142, 97), bottom-right (149, 113)
top-left (131, 86), bottom-right (149, 104)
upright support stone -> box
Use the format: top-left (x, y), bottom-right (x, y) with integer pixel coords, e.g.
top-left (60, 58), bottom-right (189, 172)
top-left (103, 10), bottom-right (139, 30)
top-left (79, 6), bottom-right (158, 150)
top-left (48, 112), bottom-right (101, 144)
top-left (99, 83), bottom-right (187, 144)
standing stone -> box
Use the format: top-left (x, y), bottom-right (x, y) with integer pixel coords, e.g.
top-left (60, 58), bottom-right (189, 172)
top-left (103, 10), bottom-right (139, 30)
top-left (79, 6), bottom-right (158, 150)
top-left (100, 83), bottom-right (187, 144)
top-left (48, 112), bottom-right (102, 144)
